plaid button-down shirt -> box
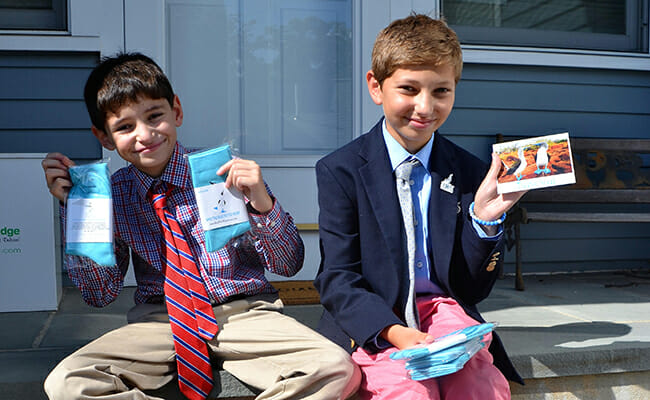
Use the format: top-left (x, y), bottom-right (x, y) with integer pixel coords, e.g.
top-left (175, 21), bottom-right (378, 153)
top-left (65, 142), bottom-right (304, 307)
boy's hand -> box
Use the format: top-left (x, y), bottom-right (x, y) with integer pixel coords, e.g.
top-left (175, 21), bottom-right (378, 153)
top-left (473, 153), bottom-right (527, 233)
top-left (42, 152), bottom-right (75, 203)
top-left (381, 324), bottom-right (434, 350)
top-left (217, 158), bottom-right (273, 214)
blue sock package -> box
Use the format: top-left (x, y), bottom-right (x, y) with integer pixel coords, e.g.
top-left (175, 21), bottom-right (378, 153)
top-left (187, 145), bottom-right (251, 252)
top-left (390, 322), bottom-right (496, 380)
top-left (65, 162), bottom-right (116, 266)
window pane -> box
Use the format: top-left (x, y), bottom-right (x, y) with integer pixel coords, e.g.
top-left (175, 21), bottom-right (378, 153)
top-left (0, 0), bottom-right (67, 30)
top-left (167, 0), bottom-right (353, 155)
top-left (0, 0), bottom-right (53, 8)
top-left (442, 0), bottom-right (643, 52)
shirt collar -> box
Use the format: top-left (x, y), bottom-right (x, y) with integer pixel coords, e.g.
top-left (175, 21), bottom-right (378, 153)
top-left (132, 141), bottom-right (193, 200)
top-left (382, 119), bottom-right (434, 173)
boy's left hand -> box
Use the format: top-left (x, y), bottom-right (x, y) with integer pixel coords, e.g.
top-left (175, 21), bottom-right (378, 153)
top-left (473, 153), bottom-right (527, 224)
top-left (217, 158), bottom-right (273, 214)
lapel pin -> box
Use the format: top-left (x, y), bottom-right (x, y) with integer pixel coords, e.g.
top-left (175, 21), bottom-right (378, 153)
top-left (440, 173), bottom-right (454, 194)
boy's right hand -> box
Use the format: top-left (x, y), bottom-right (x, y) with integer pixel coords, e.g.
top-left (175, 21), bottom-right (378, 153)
top-left (42, 152), bottom-right (75, 203)
top-left (381, 324), bottom-right (434, 350)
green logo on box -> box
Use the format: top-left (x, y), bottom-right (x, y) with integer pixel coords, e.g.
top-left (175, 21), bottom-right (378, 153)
top-left (1, 226), bottom-right (20, 237)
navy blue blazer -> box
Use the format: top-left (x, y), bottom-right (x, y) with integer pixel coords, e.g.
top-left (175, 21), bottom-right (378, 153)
top-left (314, 119), bottom-right (523, 384)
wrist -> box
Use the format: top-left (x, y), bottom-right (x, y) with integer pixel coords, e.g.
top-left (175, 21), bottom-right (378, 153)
top-left (469, 202), bottom-right (506, 226)
top-left (249, 194), bottom-right (274, 214)
top-left (380, 324), bottom-right (403, 343)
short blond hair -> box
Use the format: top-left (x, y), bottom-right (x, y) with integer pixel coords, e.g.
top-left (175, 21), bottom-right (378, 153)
top-left (371, 14), bottom-right (462, 85)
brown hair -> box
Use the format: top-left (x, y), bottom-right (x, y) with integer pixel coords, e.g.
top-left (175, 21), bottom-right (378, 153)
top-left (84, 52), bottom-right (175, 131)
top-left (371, 14), bottom-right (462, 85)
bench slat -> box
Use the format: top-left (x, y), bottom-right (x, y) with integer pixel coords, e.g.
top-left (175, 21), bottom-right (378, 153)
top-left (571, 138), bottom-right (650, 152)
top-left (526, 212), bottom-right (650, 223)
top-left (524, 189), bottom-right (650, 203)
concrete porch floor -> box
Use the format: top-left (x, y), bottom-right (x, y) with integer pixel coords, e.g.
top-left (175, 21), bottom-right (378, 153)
top-left (1, 270), bottom-right (649, 400)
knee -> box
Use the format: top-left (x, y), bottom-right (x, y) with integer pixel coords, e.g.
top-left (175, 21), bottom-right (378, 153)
top-left (333, 347), bottom-right (360, 381)
top-left (321, 344), bottom-right (356, 376)
top-left (44, 358), bottom-right (112, 400)
top-left (319, 345), bottom-right (361, 398)
top-left (44, 362), bottom-right (71, 400)
top-left (439, 356), bottom-right (511, 400)
top-left (343, 362), bottom-right (362, 399)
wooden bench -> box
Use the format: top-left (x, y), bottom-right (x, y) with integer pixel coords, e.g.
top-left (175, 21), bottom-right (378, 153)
top-left (500, 136), bottom-right (650, 290)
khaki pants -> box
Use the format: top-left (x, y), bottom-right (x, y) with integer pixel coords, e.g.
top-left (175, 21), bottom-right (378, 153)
top-left (44, 294), bottom-right (360, 400)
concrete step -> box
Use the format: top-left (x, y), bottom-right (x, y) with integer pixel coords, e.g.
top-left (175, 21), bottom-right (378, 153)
top-left (507, 338), bottom-right (650, 399)
top-left (510, 371), bottom-right (650, 400)
top-left (1, 271), bottom-right (649, 399)
top-left (0, 349), bottom-right (68, 400)
top-left (485, 271), bottom-right (650, 400)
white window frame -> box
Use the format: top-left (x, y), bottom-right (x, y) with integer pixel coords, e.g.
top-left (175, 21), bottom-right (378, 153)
top-left (442, 0), bottom-right (646, 53)
top-left (434, 0), bottom-right (650, 72)
top-left (0, 0), bottom-right (68, 31)
top-left (0, 0), bottom-right (123, 55)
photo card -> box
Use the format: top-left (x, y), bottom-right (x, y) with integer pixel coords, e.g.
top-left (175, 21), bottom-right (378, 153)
top-left (493, 132), bottom-right (576, 194)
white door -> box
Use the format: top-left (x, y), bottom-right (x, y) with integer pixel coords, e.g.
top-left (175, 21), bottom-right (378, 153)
top-left (124, 0), bottom-right (353, 280)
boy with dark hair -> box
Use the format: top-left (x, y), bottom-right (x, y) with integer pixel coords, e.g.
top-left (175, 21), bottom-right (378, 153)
top-left (315, 14), bottom-right (524, 399)
top-left (42, 52), bottom-right (359, 400)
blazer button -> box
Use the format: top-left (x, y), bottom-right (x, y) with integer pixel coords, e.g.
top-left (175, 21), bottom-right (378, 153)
top-left (486, 261), bottom-right (497, 272)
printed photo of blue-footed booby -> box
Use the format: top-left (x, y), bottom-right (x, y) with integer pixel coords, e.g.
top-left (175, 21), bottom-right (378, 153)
top-left (502, 146), bottom-right (527, 181)
top-left (534, 142), bottom-right (552, 175)
top-left (493, 132), bottom-right (576, 194)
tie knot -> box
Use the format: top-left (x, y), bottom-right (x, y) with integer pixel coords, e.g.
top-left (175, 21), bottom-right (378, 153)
top-left (395, 158), bottom-right (419, 181)
top-left (149, 181), bottom-right (170, 210)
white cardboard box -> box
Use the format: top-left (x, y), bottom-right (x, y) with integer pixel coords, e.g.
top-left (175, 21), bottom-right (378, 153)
top-left (0, 154), bottom-right (62, 311)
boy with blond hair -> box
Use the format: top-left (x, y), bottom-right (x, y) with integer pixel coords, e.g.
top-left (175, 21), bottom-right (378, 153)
top-left (315, 14), bottom-right (524, 399)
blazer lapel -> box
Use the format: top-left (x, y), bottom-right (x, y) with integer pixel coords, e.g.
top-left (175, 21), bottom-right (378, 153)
top-left (428, 135), bottom-right (460, 287)
top-left (358, 125), bottom-right (407, 276)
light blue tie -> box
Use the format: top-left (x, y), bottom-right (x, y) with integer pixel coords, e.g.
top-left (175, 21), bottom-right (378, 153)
top-left (395, 158), bottom-right (420, 329)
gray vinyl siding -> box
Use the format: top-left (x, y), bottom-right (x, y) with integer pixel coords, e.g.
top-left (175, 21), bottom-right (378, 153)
top-left (445, 63), bottom-right (650, 274)
top-left (0, 51), bottom-right (100, 160)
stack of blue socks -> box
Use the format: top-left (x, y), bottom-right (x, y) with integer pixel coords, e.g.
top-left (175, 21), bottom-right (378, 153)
top-left (390, 322), bottom-right (496, 380)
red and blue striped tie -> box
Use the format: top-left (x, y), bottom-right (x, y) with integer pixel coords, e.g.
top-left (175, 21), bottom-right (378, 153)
top-left (150, 185), bottom-right (219, 400)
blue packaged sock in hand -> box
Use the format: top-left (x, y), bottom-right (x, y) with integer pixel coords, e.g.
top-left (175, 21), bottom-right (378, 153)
top-left (65, 162), bottom-right (116, 266)
top-left (187, 145), bottom-right (251, 252)
top-left (406, 337), bottom-right (486, 380)
top-left (390, 322), bottom-right (496, 380)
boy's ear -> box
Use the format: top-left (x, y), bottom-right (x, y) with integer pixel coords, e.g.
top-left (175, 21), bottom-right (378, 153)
top-left (173, 95), bottom-right (184, 127)
top-left (91, 126), bottom-right (116, 151)
top-left (366, 70), bottom-right (383, 106)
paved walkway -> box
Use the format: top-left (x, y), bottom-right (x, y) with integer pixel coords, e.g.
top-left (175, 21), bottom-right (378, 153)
top-left (482, 270), bottom-right (650, 382)
top-left (1, 270), bottom-right (649, 399)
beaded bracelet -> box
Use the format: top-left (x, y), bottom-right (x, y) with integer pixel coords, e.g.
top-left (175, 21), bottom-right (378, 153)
top-left (469, 202), bottom-right (506, 226)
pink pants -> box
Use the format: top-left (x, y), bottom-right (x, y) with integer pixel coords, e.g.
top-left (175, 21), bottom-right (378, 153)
top-left (351, 296), bottom-right (511, 400)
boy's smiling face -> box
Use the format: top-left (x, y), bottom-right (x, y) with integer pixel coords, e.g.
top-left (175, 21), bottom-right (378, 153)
top-left (92, 95), bottom-right (183, 177)
top-left (367, 64), bottom-right (456, 154)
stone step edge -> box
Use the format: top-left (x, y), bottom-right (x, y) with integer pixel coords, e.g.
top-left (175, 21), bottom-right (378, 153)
top-left (511, 346), bottom-right (650, 380)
